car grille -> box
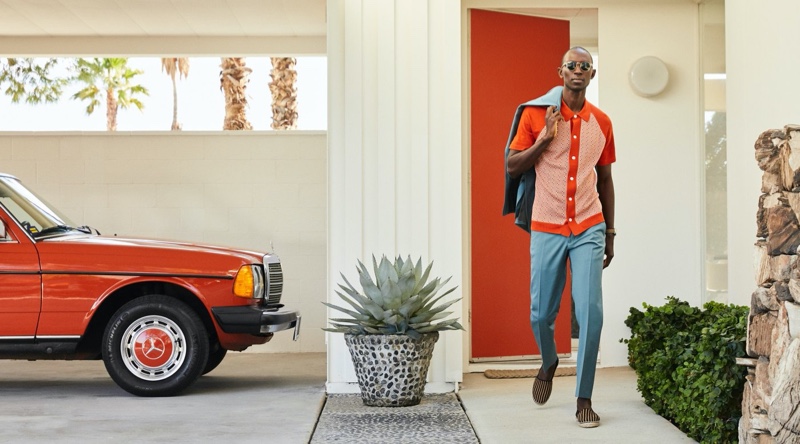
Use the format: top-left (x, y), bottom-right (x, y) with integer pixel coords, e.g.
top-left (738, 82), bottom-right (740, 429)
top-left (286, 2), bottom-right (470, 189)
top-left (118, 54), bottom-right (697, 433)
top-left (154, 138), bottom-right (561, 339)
top-left (265, 261), bottom-right (283, 305)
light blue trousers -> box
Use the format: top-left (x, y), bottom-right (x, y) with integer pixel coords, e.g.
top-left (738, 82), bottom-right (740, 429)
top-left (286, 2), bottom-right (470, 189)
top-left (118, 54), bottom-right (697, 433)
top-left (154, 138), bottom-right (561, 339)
top-left (529, 223), bottom-right (605, 399)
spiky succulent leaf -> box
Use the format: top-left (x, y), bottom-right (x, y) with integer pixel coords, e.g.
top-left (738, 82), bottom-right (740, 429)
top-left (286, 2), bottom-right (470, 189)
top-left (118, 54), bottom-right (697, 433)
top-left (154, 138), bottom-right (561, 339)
top-left (338, 287), bottom-right (386, 319)
top-left (416, 319), bottom-right (462, 333)
top-left (339, 273), bottom-right (361, 297)
top-left (398, 255), bottom-right (414, 278)
top-left (398, 295), bottom-right (421, 318)
top-left (361, 280), bottom-right (384, 305)
top-left (363, 326), bottom-right (383, 334)
top-left (410, 310), bottom-right (453, 324)
top-left (329, 317), bottom-right (383, 328)
top-left (397, 272), bottom-right (416, 300)
top-left (376, 255), bottom-right (398, 286)
top-left (418, 278), bottom-right (440, 298)
top-left (322, 301), bottom-right (370, 321)
top-left (419, 286), bottom-right (458, 313)
top-left (363, 302), bottom-right (385, 320)
top-left (412, 261), bottom-right (433, 294)
top-left (323, 255), bottom-right (463, 336)
top-left (322, 326), bottom-right (352, 333)
top-left (430, 276), bottom-right (453, 297)
top-left (357, 261), bottom-right (385, 306)
top-left (337, 283), bottom-right (359, 299)
top-left (384, 278), bottom-right (403, 309)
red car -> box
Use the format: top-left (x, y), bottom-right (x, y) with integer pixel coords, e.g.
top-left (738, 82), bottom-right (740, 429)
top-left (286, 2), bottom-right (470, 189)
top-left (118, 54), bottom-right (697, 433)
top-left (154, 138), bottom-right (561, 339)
top-left (0, 173), bottom-right (300, 396)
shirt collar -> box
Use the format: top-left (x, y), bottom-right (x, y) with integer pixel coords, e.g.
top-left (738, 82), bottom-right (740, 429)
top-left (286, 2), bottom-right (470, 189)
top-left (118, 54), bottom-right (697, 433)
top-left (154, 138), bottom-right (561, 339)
top-left (560, 99), bottom-right (592, 122)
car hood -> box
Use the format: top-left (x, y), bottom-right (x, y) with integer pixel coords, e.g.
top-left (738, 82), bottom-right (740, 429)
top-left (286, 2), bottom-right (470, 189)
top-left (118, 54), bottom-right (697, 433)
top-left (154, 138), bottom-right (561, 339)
top-left (35, 234), bottom-right (268, 277)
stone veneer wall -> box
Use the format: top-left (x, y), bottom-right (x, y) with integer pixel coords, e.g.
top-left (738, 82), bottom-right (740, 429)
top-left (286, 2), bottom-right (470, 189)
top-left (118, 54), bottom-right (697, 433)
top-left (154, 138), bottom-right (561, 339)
top-left (739, 125), bottom-right (800, 443)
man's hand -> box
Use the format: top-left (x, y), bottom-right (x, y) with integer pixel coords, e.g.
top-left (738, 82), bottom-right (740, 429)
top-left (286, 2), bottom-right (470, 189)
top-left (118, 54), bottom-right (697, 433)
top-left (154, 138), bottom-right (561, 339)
top-left (507, 106), bottom-right (562, 178)
top-left (544, 106), bottom-right (562, 140)
top-left (603, 235), bottom-right (614, 268)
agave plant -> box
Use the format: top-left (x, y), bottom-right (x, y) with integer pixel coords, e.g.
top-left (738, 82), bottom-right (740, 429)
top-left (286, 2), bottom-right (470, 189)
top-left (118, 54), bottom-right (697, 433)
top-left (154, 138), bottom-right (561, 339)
top-left (324, 255), bottom-right (463, 339)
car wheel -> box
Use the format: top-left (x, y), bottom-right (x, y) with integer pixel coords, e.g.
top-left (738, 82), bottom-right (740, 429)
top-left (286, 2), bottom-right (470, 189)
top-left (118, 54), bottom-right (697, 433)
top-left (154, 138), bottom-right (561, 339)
top-left (102, 295), bottom-right (209, 397)
top-left (202, 343), bottom-right (227, 375)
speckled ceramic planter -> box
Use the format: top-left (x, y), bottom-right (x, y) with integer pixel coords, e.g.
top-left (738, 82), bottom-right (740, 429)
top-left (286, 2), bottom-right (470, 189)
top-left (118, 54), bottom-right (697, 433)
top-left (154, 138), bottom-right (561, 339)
top-left (344, 332), bottom-right (439, 407)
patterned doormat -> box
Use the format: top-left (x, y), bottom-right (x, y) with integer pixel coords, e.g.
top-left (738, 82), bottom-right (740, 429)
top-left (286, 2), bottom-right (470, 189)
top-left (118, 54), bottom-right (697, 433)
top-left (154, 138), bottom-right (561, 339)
top-left (484, 367), bottom-right (577, 379)
top-left (309, 393), bottom-right (479, 443)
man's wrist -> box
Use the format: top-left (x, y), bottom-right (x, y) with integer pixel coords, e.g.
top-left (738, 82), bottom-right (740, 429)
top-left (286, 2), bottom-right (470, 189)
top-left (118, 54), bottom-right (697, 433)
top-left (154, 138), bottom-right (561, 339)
top-left (605, 228), bottom-right (616, 236)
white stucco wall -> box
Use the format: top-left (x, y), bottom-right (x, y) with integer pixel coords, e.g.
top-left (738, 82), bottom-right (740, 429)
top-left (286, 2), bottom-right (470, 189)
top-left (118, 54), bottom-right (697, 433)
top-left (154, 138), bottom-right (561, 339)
top-left (726, 0), bottom-right (800, 307)
top-left (595, 1), bottom-right (702, 367)
top-left (0, 132), bottom-right (327, 354)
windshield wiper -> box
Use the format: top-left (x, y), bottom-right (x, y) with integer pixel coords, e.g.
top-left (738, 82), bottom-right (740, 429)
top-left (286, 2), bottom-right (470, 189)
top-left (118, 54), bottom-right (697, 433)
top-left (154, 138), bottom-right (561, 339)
top-left (77, 225), bottom-right (101, 235)
top-left (35, 225), bottom-right (75, 237)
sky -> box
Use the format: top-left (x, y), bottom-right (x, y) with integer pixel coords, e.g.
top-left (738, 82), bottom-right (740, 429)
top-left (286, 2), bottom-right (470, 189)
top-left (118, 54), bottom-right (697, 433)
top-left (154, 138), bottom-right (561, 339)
top-left (0, 57), bottom-right (327, 132)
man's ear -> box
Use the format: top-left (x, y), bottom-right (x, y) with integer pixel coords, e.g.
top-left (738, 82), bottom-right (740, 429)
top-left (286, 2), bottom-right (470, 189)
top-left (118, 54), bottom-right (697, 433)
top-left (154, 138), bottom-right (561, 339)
top-left (590, 69), bottom-right (597, 80)
top-left (557, 66), bottom-right (564, 79)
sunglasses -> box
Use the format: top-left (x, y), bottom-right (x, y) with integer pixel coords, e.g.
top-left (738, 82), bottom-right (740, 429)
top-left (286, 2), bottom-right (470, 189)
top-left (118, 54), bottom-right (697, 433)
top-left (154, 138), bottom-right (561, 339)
top-left (562, 61), bottom-right (593, 72)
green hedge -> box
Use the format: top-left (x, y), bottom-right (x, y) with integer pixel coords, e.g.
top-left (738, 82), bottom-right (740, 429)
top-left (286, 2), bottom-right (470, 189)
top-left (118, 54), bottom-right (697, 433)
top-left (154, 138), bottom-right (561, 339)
top-left (622, 297), bottom-right (748, 443)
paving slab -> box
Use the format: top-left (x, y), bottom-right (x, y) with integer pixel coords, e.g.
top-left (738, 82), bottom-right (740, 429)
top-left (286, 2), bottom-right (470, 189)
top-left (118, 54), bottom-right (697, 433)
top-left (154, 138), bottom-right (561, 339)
top-left (310, 393), bottom-right (478, 443)
top-left (459, 366), bottom-right (697, 443)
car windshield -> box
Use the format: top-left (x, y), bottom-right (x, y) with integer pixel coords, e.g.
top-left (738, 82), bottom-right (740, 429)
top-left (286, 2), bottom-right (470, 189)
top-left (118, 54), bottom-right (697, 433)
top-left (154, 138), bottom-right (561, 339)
top-left (0, 176), bottom-right (79, 238)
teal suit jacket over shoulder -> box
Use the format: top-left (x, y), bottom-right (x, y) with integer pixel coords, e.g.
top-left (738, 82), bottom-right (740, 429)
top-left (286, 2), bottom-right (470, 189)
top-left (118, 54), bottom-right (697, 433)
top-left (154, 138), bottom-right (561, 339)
top-left (502, 86), bottom-right (563, 233)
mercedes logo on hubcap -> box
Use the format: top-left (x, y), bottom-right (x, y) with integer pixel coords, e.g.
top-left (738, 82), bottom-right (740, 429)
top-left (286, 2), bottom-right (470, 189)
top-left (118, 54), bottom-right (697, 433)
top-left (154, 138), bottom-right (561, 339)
top-left (141, 335), bottom-right (166, 360)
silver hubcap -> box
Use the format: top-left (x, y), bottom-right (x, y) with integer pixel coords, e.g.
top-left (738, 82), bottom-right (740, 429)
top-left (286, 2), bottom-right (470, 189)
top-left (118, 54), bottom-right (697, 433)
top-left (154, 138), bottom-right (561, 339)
top-left (120, 315), bottom-right (186, 381)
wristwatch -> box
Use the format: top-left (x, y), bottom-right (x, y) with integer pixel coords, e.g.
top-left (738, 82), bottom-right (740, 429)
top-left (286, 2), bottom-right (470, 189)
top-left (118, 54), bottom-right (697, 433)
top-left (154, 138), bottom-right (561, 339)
top-left (605, 228), bottom-right (616, 236)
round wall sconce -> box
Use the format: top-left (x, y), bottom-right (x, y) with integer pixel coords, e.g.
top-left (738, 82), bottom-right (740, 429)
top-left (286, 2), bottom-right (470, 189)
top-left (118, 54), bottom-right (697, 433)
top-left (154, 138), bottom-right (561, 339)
top-left (628, 56), bottom-right (669, 97)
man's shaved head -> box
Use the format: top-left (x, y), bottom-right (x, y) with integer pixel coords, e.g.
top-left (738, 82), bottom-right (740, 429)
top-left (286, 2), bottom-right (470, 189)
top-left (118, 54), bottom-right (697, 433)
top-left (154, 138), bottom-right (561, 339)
top-left (562, 46), bottom-right (594, 65)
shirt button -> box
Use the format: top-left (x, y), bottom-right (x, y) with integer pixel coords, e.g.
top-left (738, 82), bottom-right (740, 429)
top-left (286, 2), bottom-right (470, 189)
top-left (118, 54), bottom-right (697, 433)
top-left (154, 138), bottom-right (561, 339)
top-left (573, 135), bottom-right (577, 139)
top-left (573, 115), bottom-right (577, 119)
top-left (568, 218), bottom-right (573, 222)
top-left (568, 197), bottom-right (573, 201)
top-left (571, 156), bottom-right (576, 160)
top-left (570, 177), bottom-right (574, 181)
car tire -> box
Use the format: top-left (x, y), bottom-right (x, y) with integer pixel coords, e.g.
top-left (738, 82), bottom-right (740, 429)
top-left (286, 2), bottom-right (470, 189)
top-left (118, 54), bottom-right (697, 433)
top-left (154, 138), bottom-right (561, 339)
top-left (102, 295), bottom-right (209, 397)
top-left (202, 343), bottom-right (227, 375)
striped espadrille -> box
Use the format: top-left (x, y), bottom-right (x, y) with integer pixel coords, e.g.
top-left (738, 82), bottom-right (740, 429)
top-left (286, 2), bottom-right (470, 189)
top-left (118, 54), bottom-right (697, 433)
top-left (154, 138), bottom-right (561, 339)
top-left (576, 407), bottom-right (600, 428)
top-left (531, 376), bottom-right (553, 405)
top-left (531, 358), bottom-right (558, 405)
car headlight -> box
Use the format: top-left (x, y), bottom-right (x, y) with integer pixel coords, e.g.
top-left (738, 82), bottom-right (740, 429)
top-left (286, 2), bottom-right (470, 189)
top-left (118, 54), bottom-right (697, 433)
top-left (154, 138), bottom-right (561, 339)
top-left (233, 265), bottom-right (265, 298)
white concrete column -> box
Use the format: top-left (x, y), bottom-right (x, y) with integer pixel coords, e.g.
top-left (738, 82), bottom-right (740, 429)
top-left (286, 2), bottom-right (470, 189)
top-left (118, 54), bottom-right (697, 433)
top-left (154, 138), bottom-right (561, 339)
top-left (726, 0), bottom-right (800, 307)
top-left (326, 0), bottom-right (463, 393)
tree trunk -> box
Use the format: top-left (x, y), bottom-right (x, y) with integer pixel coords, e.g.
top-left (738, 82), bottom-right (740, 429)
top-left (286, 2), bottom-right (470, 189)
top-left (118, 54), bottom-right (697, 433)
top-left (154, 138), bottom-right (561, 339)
top-left (106, 87), bottom-right (117, 131)
top-left (269, 57), bottom-right (298, 130)
top-left (171, 74), bottom-right (181, 130)
top-left (220, 57), bottom-right (252, 130)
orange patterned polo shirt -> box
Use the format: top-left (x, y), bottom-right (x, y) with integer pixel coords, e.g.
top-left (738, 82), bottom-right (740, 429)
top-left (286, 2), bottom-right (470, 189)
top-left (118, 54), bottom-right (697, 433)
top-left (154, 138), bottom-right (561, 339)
top-left (509, 99), bottom-right (615, 236)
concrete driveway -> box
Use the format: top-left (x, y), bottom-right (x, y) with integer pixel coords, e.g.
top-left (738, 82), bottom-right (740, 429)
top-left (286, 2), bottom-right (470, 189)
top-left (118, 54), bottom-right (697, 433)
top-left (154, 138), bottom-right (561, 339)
top-left (0, 353), bottom-right (327, 444)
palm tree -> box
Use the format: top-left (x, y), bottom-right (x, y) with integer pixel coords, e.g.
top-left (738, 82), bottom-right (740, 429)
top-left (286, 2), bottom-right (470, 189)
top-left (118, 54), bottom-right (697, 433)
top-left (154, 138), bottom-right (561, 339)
top-left (219, 57), bottom-right (252, 130)
top-left (269, 57), bottom-right (298, 130)
top-left (161, 57), bottom-right (190, 130)
top-left (71, 58), bottom-right (148, 131)
top-left (0, 58), bottom-right (69, 104)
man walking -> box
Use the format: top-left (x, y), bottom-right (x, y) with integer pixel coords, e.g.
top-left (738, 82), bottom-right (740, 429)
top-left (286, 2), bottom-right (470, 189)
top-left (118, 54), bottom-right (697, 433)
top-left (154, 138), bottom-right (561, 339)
top-left (506, 46), bottom-right (616, 428)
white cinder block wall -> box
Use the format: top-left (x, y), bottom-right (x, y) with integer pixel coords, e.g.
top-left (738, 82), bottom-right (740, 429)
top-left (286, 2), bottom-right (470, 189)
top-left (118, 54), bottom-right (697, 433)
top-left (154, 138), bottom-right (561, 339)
top-left (0, 132), bottom-right (327, 353)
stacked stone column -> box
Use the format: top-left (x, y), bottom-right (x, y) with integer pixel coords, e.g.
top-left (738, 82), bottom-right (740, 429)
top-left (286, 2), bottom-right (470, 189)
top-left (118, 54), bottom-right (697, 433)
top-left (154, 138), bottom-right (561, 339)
top-left (740, 125), bottom-right (800, 443)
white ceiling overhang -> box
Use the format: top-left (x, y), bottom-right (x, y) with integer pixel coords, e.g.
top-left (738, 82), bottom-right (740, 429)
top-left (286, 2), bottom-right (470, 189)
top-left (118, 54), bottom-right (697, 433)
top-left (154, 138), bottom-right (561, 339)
top-left (0, 0), bottom-right (327, 55)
